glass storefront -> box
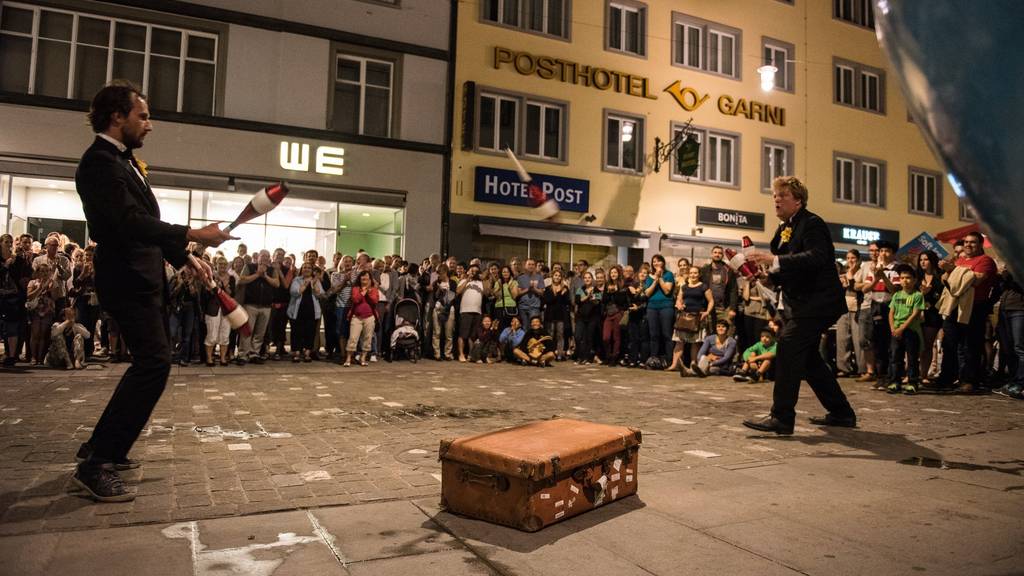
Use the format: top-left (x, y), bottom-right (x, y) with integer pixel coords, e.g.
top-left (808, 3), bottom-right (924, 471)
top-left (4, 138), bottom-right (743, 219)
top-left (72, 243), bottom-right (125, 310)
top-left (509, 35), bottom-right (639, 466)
top-left (1, 175), bottom-right (405, 258)
top-left (473, 231), bottom-right (614, 268)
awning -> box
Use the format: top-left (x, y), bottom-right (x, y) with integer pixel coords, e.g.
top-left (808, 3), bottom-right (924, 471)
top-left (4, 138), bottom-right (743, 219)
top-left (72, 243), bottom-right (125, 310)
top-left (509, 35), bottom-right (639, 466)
top-left (477, 217), bottom-right (650, 249)
top-left (935, 223), bottom-right (992, 247)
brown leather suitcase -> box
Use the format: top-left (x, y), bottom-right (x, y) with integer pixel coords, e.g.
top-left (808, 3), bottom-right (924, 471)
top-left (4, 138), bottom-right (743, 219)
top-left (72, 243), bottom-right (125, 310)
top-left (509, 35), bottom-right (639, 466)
top-left (439, 418), bottom-right (642, 531)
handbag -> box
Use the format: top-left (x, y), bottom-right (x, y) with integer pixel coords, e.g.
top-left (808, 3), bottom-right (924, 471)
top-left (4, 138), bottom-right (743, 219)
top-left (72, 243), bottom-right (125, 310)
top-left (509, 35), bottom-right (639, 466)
top-left (674, 311), bottom-right (700, 332)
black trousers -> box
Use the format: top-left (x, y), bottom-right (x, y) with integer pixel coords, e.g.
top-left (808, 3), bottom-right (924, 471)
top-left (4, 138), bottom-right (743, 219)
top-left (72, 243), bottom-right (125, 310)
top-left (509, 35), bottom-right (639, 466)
top-left (939, 303), bottom-right (988, 386)
top-left (771, 315), bottom-right (855, 426)
top-left (86, 293), bottom-right (171, 464)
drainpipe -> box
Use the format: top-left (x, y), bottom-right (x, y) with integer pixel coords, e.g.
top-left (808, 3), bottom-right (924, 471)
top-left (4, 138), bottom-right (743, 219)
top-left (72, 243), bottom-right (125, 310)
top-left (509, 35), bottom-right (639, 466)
top-left (440, 0), bottom-right (458, 257)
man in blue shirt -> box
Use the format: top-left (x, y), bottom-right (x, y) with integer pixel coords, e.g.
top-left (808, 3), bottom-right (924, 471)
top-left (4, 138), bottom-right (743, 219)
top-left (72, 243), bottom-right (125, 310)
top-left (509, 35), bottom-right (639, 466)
top-left (516, 258), bottom-right (546, 327)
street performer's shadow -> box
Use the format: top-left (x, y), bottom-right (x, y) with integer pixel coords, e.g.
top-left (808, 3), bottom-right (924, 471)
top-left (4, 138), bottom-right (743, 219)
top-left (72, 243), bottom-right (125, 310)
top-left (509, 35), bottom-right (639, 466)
top-left (423, 495), bottom-right (646, 553)
top-left (746, 426), bottom-right (944, 463)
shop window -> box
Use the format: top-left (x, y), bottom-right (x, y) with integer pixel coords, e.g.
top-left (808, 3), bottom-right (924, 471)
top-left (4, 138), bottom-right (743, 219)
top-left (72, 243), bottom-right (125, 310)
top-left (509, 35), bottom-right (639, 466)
top-left (604, 112), bottom-right (643, 174)
top-left (670, 123), bottom-right (740, 188)
top-left (337, 203), bottom-right (404, 258)
top-left (833, 0), bottom-right (875, 30)
top-left (833, 152), bottom-right (886, 208)
top-left (672, 13), bottom-right (741, 80)
top-left (833, 57), bottom-right (885, 114)
top-left (908, 168), bottom-right (942, 217)
top-left (762, 139), bottom-right (793, 193)
top-left (607, 1), bottom-right (646, 57)
top-left (762, 37), bottom-right (795, 92)
top-left (0, 2), bottom-right (218, 113)
top-left (482, 0), bottom-right (569, 40)
top-left (332, 53), bottom-right (394, 137)
top-left (477, 88), bottom-right (567, 162)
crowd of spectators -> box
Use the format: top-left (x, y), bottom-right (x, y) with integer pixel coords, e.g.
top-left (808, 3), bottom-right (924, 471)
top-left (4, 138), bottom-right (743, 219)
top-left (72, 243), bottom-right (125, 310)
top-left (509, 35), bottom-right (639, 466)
top-left (0, 230), bottom-right (1021, 400)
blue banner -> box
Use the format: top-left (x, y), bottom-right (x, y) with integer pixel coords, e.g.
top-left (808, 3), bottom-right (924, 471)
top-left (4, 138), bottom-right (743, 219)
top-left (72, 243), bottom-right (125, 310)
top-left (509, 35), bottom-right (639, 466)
top-left (474, 167), bottom-right (589, 213)
top-left (897, 231), bottom-right (950, 260)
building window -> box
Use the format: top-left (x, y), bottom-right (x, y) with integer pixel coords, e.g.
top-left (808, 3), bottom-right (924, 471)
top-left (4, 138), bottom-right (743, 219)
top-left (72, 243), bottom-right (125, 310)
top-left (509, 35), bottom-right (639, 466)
top-left (833, 0), bottom-right (875, 29)
top-left (672, 13), bottom-right (742, 80)
top-left (524, 101), bottom-right (562, 160)
top-left (477, 89), bottom-right (567, 162)
top-left (332, 54), bottom-right (393, 137)
top-left (909, 168), bottom-right (942, 217)
top-left (0, 2), bottom-right (218, 114)
top-left (834, 153), bottom-right (886, 208)
top-left (607, 1), bottom-right (646, 57)
top-left (671, 123), bottom-right (740, 188)
top-left (959, 199), bottom-right (974, 222)
top-left (762, 140), bottom-right (793, 193)
top-left (604, 112), bottom-right (643, 173)
top-left (762, 37), bottom-right (795, 92)
top-left (481, 0), bottom-right (569, 39)
top-left (833, 57), bottom-right (885, 114)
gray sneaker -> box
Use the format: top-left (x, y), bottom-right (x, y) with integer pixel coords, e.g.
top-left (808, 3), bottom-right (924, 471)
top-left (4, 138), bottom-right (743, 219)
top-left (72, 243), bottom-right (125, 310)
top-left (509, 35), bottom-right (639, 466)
top-left (72, 465), bottom-right (136, 503)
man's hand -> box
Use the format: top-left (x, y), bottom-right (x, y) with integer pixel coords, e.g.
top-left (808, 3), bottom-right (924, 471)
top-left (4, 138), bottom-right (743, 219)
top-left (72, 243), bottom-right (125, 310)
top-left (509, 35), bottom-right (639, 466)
top-left (187, 223), bottom-right (235, 247)
top-left (746, 250), bottom-right (775, 267)
top-left (939, 257), bottom-right (957, 273)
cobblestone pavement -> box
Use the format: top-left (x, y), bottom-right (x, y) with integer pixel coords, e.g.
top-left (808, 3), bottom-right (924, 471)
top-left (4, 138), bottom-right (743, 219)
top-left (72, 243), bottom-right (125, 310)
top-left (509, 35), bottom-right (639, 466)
top-left (0, 359), bottom-right (1021, 540)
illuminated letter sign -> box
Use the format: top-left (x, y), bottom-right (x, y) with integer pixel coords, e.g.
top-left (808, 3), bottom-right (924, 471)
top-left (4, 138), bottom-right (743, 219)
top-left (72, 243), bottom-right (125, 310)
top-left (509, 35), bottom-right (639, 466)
top-left (315, 146), bottom-right (345, 175)
top-left (280, 142), bottom-right (345, 176)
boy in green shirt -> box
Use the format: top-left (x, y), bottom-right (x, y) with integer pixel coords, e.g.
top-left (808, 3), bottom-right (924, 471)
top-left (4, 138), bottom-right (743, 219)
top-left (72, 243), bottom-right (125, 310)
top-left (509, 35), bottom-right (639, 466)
top-left (733, 329), bottom-right (777, 383)
top-left (887, 264), bottom-right (926, 394)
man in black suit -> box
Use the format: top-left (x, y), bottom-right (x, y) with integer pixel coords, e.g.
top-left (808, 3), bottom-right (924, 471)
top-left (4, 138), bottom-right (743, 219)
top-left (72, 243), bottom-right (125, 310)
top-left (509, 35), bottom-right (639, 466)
top-left (742, 176), bottom-right (857, 435)
top-left (73, 81), bottom-right (231, 501)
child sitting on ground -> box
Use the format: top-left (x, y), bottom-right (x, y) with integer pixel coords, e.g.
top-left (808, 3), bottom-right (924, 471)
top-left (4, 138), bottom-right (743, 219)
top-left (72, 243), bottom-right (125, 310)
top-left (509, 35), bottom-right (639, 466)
top-left (733, 329), bottom-right (777, 382)
top-left (470, 315), bottom-right (502, 363)
top-left (514, 316), bottom-right (556, 367)
top-left (48, 307), bottom-right (91, 370)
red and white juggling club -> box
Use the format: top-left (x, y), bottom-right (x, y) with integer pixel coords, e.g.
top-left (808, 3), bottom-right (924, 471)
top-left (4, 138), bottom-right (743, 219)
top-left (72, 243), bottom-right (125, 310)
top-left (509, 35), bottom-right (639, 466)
top-left (188, 255), bottom-right (251, 336)
top-left (223, 182), bottom-right (289, 233)
top-left (725, 236), bottom-right (760, 280)
top-left (505, 148), bottom-right (560, 220)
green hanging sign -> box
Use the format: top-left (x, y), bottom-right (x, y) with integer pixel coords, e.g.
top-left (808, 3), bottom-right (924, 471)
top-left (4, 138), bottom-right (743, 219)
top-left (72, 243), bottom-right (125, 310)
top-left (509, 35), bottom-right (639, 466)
top-left (676, 135), bottom-right (700, 176)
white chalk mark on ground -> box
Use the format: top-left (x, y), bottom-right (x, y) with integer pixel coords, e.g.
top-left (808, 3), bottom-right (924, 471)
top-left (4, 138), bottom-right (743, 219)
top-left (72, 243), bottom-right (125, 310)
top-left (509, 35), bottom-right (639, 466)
top-left (316, 393), bottom-right (332, 398)
top-left (921, 408), bottom-right (961, 415)
top-left (573, 406), bottom-right (587, 411)
top-left (368, 396), bottom-right (385, 400)
top-left (684, 450), bottom-right (721, 458)
top-left (382, 401), bottom-right (404, 407)
top-left (55, 387), bottom-right (70, 391)
top-left (407, 449), bottom-right (429, 455)
top-left (70, 399), bottom-right (86, 404)
top-left (163, 518), bottom-right (338, 576)
top-left (227, 443), bottom-right (251, 451)
top-left (612, 385), bottom-right (632, 390)
top-left (491, 391), bottom-right (506, 396)
top-left (300, 470), bottom-right (331, 482)
top-left (432, 387), bottom-right (449, 391)
top-left (663, 418), bottom-right (695, 425)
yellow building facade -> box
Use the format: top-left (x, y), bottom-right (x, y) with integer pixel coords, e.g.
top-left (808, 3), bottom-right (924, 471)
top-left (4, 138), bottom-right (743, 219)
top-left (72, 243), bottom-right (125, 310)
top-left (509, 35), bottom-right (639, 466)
top-left (448, 0), bottom-right (968, 266)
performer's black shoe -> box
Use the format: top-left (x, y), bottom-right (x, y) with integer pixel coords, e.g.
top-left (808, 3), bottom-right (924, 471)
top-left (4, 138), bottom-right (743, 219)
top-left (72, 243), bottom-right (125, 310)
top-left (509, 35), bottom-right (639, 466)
top-left (72, 464), bottom-right (136, 503)
top-left (76, 442), bottom-right (141, 470)
top-left (742, 416), bottom-right (793, 435)
top-left (808, 413), bottom-right (857, 428)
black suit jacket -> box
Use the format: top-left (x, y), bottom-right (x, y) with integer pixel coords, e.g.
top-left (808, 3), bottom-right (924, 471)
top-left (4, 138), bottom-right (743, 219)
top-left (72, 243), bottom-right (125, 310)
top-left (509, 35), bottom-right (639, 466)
top-left (75, 136), bottom-right (188, 301)
top-left (769, 207), bottom-right (846, 321)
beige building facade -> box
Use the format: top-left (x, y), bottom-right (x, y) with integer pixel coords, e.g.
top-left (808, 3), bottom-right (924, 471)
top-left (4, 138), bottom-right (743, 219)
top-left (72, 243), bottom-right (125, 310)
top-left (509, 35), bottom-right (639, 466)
top-left (448, 0), bottom-right (971, 267)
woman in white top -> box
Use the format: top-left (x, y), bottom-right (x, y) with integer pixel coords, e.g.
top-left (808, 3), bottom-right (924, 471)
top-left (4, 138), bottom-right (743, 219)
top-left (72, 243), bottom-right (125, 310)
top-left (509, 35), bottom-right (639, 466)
top-left (456, 264), bottom-right (485, 362)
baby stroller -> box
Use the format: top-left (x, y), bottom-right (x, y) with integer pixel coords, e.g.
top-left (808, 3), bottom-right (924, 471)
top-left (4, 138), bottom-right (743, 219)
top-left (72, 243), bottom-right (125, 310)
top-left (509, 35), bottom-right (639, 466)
top-left (390, 298), bottom-right (422, 362)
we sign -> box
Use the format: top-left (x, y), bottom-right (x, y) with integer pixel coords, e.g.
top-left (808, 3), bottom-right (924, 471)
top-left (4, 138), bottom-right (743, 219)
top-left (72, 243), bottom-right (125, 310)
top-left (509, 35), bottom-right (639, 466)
top-left (279, 141), bottom-right (345, 176)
